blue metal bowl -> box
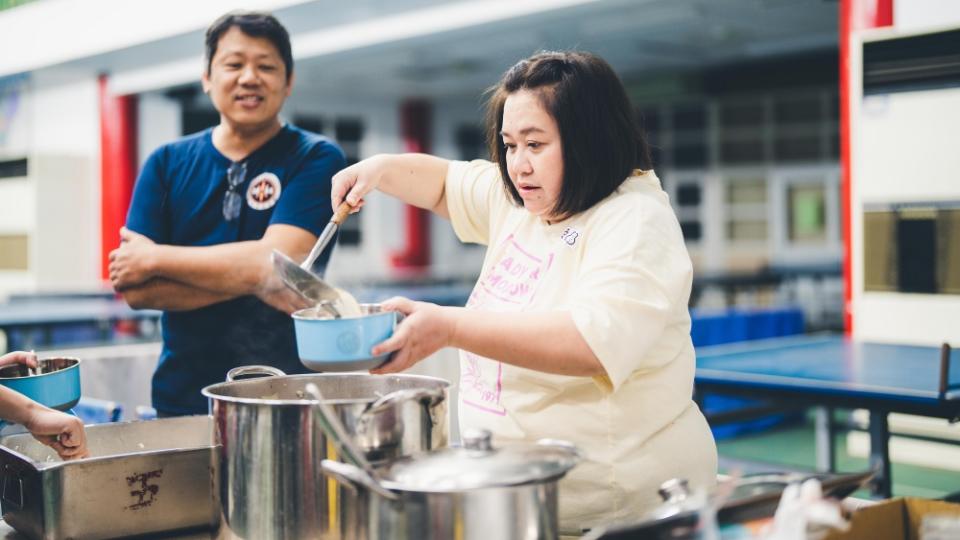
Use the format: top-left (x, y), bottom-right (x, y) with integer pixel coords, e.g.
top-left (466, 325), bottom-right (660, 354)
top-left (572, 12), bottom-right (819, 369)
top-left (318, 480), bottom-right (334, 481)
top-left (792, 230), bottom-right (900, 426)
top-left (292, 304), bottom-right (399, 372)
top-left (0, 357), bottom-right (82, 411)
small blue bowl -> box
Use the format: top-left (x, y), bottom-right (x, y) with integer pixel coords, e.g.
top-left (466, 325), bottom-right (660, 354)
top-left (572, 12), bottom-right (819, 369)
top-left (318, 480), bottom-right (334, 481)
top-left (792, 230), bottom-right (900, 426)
top-left (0, 357), bottom-right (81, 411)
top-left (292, 304), bottom-right (399, 372)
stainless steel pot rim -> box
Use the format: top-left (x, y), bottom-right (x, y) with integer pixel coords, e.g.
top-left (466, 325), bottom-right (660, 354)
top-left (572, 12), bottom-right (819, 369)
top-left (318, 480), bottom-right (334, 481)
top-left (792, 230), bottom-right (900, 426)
top-left (375, 471), bottom-right (572, 494)
top-left (201, 372), bottom-right (450, 406)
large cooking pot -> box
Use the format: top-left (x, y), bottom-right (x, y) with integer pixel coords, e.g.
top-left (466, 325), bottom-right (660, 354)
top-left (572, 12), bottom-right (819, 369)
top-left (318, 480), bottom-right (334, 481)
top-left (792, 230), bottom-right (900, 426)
top-left (0, 357), bottom-right (81, 412)
top-left (200, 367), bottom-right (449, 540)
top-left (321, 429), bottom-right (580, 540)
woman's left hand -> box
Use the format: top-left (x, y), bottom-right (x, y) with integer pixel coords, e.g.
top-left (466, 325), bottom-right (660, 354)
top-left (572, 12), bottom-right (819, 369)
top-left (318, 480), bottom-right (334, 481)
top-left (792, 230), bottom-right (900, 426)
top-left (369, 297), bottom-right (455, 374)
top-left (0, 351), bottom-right (38, 369)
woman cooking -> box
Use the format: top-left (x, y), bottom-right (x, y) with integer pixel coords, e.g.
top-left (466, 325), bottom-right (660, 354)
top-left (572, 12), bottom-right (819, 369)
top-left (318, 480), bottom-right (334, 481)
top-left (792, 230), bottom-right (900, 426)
top-left (331, 51), bottom-right (717, 533)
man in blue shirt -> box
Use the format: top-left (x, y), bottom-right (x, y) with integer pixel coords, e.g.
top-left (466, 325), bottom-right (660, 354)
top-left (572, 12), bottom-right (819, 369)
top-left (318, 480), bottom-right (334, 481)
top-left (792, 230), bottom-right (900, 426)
top-left (109, 12), bottom-right (345, 415)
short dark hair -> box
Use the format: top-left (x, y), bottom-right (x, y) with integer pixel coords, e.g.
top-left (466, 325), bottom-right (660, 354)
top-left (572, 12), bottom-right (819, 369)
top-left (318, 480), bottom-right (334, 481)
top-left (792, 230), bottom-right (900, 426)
top-left (485, 51), bottom-right (652, 219)
top-left (205, 11), bottom-right (293, 82)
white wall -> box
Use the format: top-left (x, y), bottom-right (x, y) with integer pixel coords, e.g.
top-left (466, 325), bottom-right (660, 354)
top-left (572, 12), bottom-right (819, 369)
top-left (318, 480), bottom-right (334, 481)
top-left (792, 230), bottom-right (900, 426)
top-left (0, 68), bottom-right (102, 296)
top-left (138, 93), bottom-right (182, 169)
top-left (0, 75), bottom-right (34, 295)
top-left (29, 69), bottom-right (102, 291)
top-left (895, 0), bottom-right (960, 33)
top-left (851, 20), bottom-right (960, 345)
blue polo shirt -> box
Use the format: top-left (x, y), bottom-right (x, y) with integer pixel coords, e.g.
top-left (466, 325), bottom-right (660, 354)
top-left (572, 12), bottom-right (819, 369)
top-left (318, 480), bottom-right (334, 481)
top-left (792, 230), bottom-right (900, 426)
top-left (126, 124), bottom-right (346, 415)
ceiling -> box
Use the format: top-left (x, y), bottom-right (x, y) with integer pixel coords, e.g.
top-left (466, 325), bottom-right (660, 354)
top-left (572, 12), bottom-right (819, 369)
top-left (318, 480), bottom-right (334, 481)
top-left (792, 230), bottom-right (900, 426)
top-left (47, 0), bottom-right (839, 101)
top-left (290, 0), bottom-right (839, 100)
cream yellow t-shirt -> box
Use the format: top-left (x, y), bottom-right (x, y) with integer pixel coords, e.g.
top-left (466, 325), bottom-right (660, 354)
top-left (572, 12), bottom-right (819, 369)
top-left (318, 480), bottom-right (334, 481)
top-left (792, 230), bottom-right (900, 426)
top-left (445, 160), bottom-right (717, 533)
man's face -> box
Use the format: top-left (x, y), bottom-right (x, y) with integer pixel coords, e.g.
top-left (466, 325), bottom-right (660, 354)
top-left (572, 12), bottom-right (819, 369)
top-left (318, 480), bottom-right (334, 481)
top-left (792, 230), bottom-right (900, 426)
top-left (202, 27), bottom-right (292, 130)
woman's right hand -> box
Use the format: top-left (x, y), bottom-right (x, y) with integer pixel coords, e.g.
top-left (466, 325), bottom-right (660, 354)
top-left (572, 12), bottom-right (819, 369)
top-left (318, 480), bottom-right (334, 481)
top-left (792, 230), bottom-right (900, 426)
top-left (24, 407), bottom-right (89, 460)
top-left (331, 155), bottom-right (387, 214)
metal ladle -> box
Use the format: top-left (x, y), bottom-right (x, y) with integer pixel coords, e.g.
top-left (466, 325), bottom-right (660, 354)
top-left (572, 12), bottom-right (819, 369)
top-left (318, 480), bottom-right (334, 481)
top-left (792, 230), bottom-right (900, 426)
top-left (272, 201), bottom-right (353, 306)
top-left (303, 383), bottom-right (398, 501)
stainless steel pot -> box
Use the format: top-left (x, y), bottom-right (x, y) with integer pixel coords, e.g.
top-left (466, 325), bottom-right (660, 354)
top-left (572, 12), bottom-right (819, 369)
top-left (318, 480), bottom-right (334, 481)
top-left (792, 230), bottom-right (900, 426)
top-left (201, 367), bottom-right (449, 540)
top-left (321, 429), bottom-right (580, 540)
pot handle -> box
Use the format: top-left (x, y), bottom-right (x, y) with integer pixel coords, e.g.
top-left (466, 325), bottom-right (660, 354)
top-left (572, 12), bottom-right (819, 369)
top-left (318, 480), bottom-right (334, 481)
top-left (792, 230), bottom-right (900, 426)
top-left (320, 459), bottom-right (400, 502)
top-left (362, 387), bottom-right (446, 417)
top-left (226, 365), bottom-right (287, 382)
top-left (536, 438), bottom-right (583, 459)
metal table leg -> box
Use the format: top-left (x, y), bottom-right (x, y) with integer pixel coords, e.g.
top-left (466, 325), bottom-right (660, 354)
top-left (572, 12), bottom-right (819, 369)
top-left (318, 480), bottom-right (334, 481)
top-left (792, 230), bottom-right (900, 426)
top-left (868, 410), bottom-right (892, 498)
top-left (815, 406), bottom-right (836, 473)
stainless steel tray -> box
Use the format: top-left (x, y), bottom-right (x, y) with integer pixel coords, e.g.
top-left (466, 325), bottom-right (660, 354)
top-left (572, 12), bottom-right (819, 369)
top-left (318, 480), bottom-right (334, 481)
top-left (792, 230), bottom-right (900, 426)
top-left (0, 416), bottom-right (217, 540)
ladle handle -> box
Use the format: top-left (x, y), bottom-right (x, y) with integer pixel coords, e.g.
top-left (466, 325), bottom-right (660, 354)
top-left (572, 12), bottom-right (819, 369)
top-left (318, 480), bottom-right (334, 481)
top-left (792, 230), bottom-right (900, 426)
top-left (321, 459), bottom-right (399, 502)
top-left (301, 201), bottom-right (354, 270)
top-left (304, 383), bottom-right (381, 481)
top-left (331, 200), bottom-right (353, 225)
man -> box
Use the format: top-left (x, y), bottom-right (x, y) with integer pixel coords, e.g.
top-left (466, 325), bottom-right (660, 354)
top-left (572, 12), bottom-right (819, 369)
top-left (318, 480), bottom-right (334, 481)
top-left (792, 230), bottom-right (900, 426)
top-left (110, 11), bottom-right (345, 416)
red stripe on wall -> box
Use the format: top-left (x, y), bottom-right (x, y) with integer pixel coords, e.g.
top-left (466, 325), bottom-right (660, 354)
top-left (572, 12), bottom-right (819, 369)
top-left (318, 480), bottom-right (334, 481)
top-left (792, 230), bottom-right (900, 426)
top-left (840, 0), bottom-right (894, 336)
top-left (840, 1), bottom-right (853, 336)
top-left (98, 75), bottom-right (138, 281)
top-left (390, 99), bottom-right (431, 271)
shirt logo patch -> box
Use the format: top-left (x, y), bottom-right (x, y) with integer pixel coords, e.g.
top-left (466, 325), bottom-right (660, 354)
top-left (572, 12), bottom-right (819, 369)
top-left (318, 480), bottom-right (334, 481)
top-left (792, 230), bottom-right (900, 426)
top-left (246, 172), bottom-right (282, 211)
top-left (559, 227), bottom-right (580, 247)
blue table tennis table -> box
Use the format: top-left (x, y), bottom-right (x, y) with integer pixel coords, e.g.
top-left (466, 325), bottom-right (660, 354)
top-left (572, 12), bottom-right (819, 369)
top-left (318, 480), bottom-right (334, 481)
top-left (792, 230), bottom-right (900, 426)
top-left (695, 334), bottom-right (960, 498)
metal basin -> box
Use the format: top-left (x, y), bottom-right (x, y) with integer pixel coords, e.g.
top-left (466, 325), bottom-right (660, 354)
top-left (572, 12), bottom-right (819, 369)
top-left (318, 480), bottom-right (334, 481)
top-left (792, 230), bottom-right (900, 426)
top-left (0, 416), bottom-right (217, 540)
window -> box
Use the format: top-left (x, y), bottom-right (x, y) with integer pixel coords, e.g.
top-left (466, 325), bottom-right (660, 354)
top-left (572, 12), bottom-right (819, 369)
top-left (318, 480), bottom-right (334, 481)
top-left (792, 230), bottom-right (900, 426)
top-left (0, 158), bottom-right (27, 179)
top-left (671, 104), bottom-right (708, 168)
top-left (455, 125), bottom-right (485, 160)
top-left (294, 115), bottom-right (325, 135)
top-left (0, 234), bottom-right (28, 270)
top-left (863, 205), bottom-right (960, 295)
top-left (334, 118), bottom-right (365, 246)
top-left (670, 178), bottom-right (704, 244)
top-left (677, 183), bottom-right (702, 207)
top-left (787, 184), bottom-right (827, 243)
top-left (726, 177), bottom-right (768, 242)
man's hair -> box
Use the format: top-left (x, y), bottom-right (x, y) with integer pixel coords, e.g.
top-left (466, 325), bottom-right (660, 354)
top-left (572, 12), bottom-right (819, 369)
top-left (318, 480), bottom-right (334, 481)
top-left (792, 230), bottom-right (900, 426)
top-left (485, 51), bottom-right (652, 219)
top-left (205, 11), bottom-right (293, 82)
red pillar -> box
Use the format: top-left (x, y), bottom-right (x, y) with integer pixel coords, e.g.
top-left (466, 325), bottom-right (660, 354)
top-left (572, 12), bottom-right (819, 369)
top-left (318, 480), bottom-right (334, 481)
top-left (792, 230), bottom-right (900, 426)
top-left (98, 74), bottom-right (138, 281)
top-left (840, 0), bottom-right (893, 335)
top-left (390, 100), bottom-right (432, 272)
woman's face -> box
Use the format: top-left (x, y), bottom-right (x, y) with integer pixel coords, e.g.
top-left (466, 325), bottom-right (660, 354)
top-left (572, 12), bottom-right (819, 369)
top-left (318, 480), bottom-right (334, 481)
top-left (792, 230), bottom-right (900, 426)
top-left (501, 89), bottom-right (564, 221)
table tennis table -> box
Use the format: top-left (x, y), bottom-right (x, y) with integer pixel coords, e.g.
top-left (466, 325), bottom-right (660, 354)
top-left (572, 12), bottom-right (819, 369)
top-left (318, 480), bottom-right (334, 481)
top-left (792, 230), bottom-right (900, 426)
top-left (695, 334), bottom-right (960, 498)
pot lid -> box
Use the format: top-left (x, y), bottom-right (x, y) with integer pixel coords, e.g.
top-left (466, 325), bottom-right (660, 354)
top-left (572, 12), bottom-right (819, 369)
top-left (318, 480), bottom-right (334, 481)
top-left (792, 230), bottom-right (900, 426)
top-left (380, 429), bottom-right (580, 492)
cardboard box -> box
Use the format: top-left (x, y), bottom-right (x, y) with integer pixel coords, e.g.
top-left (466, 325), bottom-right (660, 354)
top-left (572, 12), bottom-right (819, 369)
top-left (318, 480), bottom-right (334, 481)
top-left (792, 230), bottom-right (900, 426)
top-left (823, 498), bottom-right (960, 540)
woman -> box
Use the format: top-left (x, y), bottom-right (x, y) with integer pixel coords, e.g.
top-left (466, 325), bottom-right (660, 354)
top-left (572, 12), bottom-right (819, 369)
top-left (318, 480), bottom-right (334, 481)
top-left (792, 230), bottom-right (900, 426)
top-left (332, 51), bottom-right (716, 532)
top-left (0, 351), bottom-right (88, 459)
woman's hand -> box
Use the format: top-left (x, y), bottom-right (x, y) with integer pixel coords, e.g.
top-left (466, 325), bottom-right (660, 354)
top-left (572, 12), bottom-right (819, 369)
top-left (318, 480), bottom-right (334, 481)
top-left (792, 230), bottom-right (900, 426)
top-left (0, 351), bottom-right (37, 369)
top-left (331, 155), bottom-right (390, 214)
top-left (108, 227), bottom-right (158, 290)
top-left (369, 297), bottom-right (456, 374)
top-left (24, 407), bottom-right (89, 460)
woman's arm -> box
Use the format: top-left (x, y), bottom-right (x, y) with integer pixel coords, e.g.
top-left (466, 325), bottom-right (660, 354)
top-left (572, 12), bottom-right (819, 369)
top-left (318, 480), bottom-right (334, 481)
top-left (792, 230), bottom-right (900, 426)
top-left (369, 298), bottom-right (604, 377)
top-left (332, 154), bottom-right (452, 218)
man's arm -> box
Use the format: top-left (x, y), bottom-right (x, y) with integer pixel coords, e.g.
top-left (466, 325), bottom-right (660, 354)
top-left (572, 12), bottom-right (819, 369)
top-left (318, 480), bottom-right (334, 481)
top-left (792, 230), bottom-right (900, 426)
top-left (118, 278), bottom-right (236, 311)
top-left (111, 224), bottom-right (315, 295)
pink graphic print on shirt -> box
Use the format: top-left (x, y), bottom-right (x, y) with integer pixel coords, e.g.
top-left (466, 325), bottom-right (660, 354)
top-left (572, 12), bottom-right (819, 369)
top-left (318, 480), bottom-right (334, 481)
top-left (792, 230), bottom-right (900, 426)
top-left (461, 234), bottom-right (553, 415)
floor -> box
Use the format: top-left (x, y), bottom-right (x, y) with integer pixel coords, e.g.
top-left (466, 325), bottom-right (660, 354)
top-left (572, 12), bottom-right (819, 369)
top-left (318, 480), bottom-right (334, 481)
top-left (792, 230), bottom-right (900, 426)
top-left (716, 413), bottom-right (960, 499)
